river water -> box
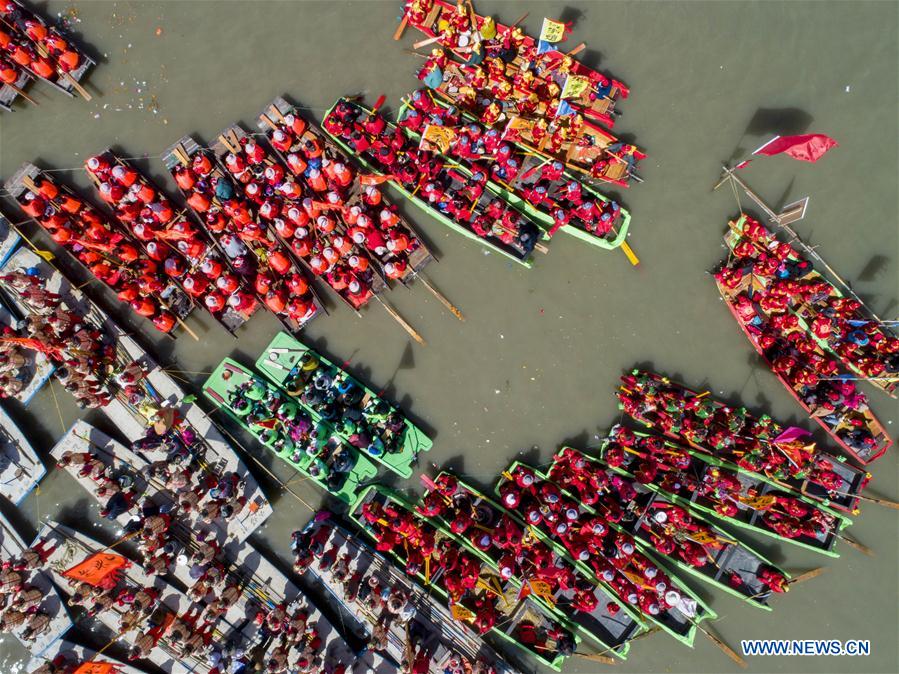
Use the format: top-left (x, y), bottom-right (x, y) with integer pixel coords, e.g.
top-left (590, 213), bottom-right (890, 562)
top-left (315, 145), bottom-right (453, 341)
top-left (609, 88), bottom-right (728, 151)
top-left (1, 1), bottom-right (896, 673)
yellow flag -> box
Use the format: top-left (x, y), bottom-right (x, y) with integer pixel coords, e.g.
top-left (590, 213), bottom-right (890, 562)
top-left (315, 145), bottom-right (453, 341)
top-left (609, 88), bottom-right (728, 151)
top-left (420, 124), bottom-right (457, 154)
top-left (450, 602), bottom-right (475, 622)
top-left (561, 74), bottom-right (591, 100)
top-left (539, 18), bottom-right (567, 44)
top-left (687, 529), bottom-right (722, 546)
top-left (529, 579), bottom-right (555, 605)
top-left (738, 494), bottom-right (777, 510)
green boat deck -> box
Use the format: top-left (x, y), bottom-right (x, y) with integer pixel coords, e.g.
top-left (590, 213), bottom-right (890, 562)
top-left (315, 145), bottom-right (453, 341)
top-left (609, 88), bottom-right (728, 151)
top-left (202, 358), bottom-right (378, 505)
top-left (254, 332), bottom-right (432, 478)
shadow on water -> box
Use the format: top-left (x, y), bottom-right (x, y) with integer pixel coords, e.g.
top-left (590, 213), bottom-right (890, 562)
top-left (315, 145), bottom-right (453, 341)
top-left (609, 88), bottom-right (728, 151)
top-left (559, 6), bottom-right (586, 25)
top-left (725, 107), bottom-right (814, 164)
top-left (857, 254), bottom-right (892, 283)
top-left (577, 48), bottom-right (604, 74)
top-left (744, 107), bottom-right (814, 137)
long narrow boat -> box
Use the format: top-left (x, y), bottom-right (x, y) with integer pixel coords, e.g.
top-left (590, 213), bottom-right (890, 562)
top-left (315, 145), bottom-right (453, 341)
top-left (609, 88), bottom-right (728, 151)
top-left (259, 96), bottom-right (435, 284)
top-left (349, 484), bottom-right (575, 671)
top-left (324, 97), bottom-right (543, 267)
top-left (255, 331), bottom-right (432, 478)
top-left (99, 330), bottom-right (272, 538)
top-left (161, 135), bottom-right (324, 333)
top-left (425, 63), bottom-right (644, 187)
top-left (0, 252), bottom-right (55, 405)
top-left (37, 520), bottom-right (226, 673)
top-left (618, 369), bottom-right (871, 514)
top-left (543, 451), bottom-right (793, 608)
top-left (0, 511), bottom-right (72, 656)
top-left (84, 148), bottom-right (254, 336)
top-left (495, 464), bottom-right (716, 646)
top-left (590, 430), bottom-right (850, 557)
top-left (214, 122), bottom-right (388, 313)
top-left (298, 511), bottom-right (517, 673)
top-left (5, 162), bottom-right (195, 336)
top-left (419, 472), bottom-right (644, 657)
top-left (0, 0), bottom-right (94, 98)
top-left (0, 245), bottom-right (126, 408)
top-left (53, 419), bottom-right (267, 546)
top-left (27, 639), bottom-right (145, 674)
top-left (714, 221), bottom-right (891, 464)
top-left (203, 358), bottom-right (378, 505)
top-left (0, 402), bottom-right (44, 504)
top-left (723, 216), bottom-right (898, 397)
top-left (401, 0), bottom-right (629, 128)
top-left (398, 92), bottom-right (631, 250)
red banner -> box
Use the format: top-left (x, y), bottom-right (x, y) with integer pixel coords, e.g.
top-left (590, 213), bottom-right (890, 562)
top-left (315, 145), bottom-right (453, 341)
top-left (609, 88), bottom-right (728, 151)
top-left (753, 134), bottom-right (838, 162)
top-left (63, 552), bottom-right (129, 587)
top-left (73, 663), bottom-right (122, 674)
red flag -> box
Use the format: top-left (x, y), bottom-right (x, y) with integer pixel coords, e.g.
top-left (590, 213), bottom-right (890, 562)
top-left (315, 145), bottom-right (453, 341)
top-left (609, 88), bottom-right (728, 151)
top-left (752, 134), bottom-right (838, 162)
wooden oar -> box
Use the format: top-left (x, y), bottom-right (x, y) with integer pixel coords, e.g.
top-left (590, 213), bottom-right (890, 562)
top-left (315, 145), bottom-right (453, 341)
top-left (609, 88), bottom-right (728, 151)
top-left (574, 651), bottom-right (617, 665)
top-left (697, 621), bottom-right (746, 668)
top-left (374, 295), bottom-right (426, 345)
top-left (6, 218), bottom-right (55, 262)
top-left (393, 16), bottom-right (409, 41)
top-left (413, 35), bottom-right (442, 50)
top-left (836, 532), bottom-right (873, 556)
top-left (414, 273), bottom-right (465, 321)
top-left (7, 82), bottom-right (38, 106)
top-left (581, 626), bottom-right (660, 661)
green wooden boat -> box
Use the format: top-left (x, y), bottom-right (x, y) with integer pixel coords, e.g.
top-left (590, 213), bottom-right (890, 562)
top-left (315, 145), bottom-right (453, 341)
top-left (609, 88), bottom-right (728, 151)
top-left (349, 485), bottom-right (573, 671)
top-left (323, 98), bottom-right (538, 268)
top-left (396, 96), bottom-right (631, 252)
top-left (254, 331), bottom-right (431, 478)
top-left (421, 472), bottom-right (644, 658)
top-left (202, 358), bottom-right (378, 505)
top-left (496, 462), bottom-right (717, 647)
top-left (596, 427), bottom-right (851, 557)
top-left (546, 449), bottom-right (792, 609)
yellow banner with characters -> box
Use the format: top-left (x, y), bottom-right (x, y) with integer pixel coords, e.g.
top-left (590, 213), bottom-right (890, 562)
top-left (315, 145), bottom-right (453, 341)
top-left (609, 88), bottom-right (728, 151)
top-left (561, 74), bottom-right (591, 100)
top-left (539, 18), bottom-right (567, 44)
top-left (420, 124), bottom-right (457, 154)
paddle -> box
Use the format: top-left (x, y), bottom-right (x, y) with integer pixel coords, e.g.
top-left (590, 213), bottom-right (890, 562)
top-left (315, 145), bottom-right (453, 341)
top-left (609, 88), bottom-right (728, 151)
top-left (6, 82), bottom-right (39, 106)
top-left (375, 294), bottom-right (426, 345)
top-left (697, 621), bottom-right (747, 668)
top-left (412, 35), bottom-right (442, 50)
top-left (406, 271), bottom-right (465, 321)
top-left (393, 16), bottom-right (409, 41)
top-left (5, 217), bottom-right (54, 262)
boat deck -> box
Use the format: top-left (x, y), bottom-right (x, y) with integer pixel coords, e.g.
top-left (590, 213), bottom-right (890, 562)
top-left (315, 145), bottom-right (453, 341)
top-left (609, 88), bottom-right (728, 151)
top-left (0, 405), bottom-right (45, 504)
top-left (37, 521), bottom-right (223, 674)
top-left (0, 512), bottom-right (72, 656)
top-left (100, 335), bottom-right (272, 541)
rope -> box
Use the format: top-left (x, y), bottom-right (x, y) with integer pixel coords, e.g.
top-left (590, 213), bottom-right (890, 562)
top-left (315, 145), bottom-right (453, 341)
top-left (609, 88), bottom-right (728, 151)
top-left (729, 175), bottom-right (744, 215)
top-left (48, 378), bottom-right (67, 434)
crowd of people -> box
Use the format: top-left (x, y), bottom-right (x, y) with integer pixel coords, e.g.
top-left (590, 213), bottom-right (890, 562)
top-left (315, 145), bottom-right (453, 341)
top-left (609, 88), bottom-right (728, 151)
top-left (715, 219), bottom-right (885, 458)
top-left (0, 270), bottom-right (116, 408)
top-left (169, 146), bottom-right (319, 328)
top-left (617, 369), bottom-right (861, 495)
top-left (261, 106), bottom-right (426, 284)
top-left (281, 350), bottom-right (410, 459)
top-left (399, 88), bottom-right (624, 240)
top-left (0, 537), bottom-right (57, 643)
top-left (420, 472), bottom-right (625, 627)
top-left (358, 492), bottom-right (577, 660)
top-left (292, 514), bottom-right (502, 674)
top-left (227, 371), bottom-right (358, 492)
top-left (499, 464), bottom-right (698, 623)
top-left (85, 152), bottom-right (257, 330)
top-left (723, 217), bottom-right (898, 387)
top-left (53, 422), bottom-right (337, 673)
top-left (0, 0), bottom-right (85, 91)
top-left (12, 171), bottom-right (190, 334)
top-left (403, 1), bottom-right (642, 185)
top-left (324, 99), bottom-right (541, 259)
top-left (597, 426), bottom-right (839, 550)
